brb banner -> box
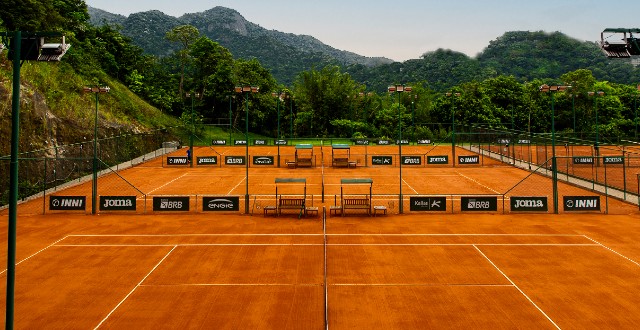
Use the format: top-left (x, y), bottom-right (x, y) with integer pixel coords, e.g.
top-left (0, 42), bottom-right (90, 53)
top-left (409, 197), bottom-right (447, 211)
top-left (49, 196), bottom-right (86, 211)
top-left (203, 196), bottom-right (240, 212)
top-left (225, 156), bottom-right (246, 165)
top-left (510, 196), bottom-right (548, 212)
top-left (461, 197), bottom-right (497, 212)
top-left (100, 196), bottom-right (136, 211)
top-left (153, 196), bottom-right (190, 211)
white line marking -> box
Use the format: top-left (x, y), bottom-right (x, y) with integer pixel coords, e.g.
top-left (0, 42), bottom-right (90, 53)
top-left (94, 245), bottom-right (177, 330)
top-left (331, 283), bottom-right (514, 287)
top-left (146, 173), bottom-right (189, 194)
top-left (473, 245), bottom-right (561, 330)
top-left (455, 171), bottom-right (501, 194)
top-left (582, 235), bottom-right (640, 267)
top-left (0, 236), bottom-right (69, 275)
top-left (139, 283), bottom-right (322, 287)
top-left (227, 176), bottom-right (246, 195)
top-left (402, 178), bottom-right (418, 194)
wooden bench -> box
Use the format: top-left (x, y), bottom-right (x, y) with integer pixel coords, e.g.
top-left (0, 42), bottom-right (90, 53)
top-left (329, 205), bottom-right (342, 216)
top-left (297, 158), bottom-right (313, 167)
top-left (286, 161), bottom-right (297, 168)
top-left (348, 161), bottom-right (357, 168)
top-left (278, 198), bottom-right (305, 215)
top-left (373, 205), bottom-right (387, 216)
top-left (263, 205), bottom-right (277, 217)
top-left (342, 198), bottom-right (370, 216)
top-left (333, 157), bottom-right (349, 167)
top-left (305, 206), bottom-right (318, 217)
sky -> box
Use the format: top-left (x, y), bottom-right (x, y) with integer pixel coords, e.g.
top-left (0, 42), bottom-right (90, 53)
top-left (84, 0), bottom-right (640, 62)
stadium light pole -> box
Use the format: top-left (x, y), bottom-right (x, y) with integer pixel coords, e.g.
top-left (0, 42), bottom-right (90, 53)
top-left (539, 84), bottom-right (571, 214)
top-left (446, 92), bottom-right (461, 167)
top-left (388, 84), bottom-right (411, 214)
top-left (186, 92), bottom-right (199, 168)
top-left (588, 91), bottom-right (604, 164)
top-left (3, 30), bottom-right (70, 330)
top-left (636, 84), bottom-right (639, 139)
top-left (235, 86), bottom-right (259, 214)
top-left (83, 86), bottom-right (110, 215)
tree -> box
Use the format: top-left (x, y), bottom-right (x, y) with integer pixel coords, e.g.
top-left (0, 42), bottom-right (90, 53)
top-left (165, 25), bottom-right (199, 97)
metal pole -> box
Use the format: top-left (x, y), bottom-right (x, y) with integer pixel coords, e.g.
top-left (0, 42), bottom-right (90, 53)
top-left (398, 91), bottom-right (403, 214)
top-left (551, 93), bottom-right (558, 214)
top-left (189, 94), bottom-right (194, 168)
top-left (6, 30), bottom-right (21, 330)
top-left (245, 93), bottom-right (250, 214)
top-left (229, 96), bottom-right (232, 144)
top-left (452, 95), bottom-right (456, 167)
top-left (92, 92), bottom-right (99, 214)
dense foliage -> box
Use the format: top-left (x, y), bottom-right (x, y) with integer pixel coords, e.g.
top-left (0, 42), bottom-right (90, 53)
top-left (2, 2), bottom-right (640, 149)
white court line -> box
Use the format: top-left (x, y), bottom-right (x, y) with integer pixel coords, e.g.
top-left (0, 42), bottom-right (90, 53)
top-left (58, 244), bottom-right (323, 247)
top-left (146, 172), bottom-right (189, 195)
top-left (455, 171), bottom-right (501, 194)
top-left (403, 178), bottom-right (418, 194)
top-left (0, 236), bottom-right (69, 275)
top-left (94, 245), bottom-right (177, 330)
top-left (139, 283), bottom-right (322, 287)
top-left (331, 283), bottom-right (513, 287)
top-left (68, 234), bottom-right (322, 237)
top-left (227, 176), bottom-right (246, 195)
top-left (473, 245), bottom-right (561, 330)
top-left (582, 235), bottom-right (640, 267)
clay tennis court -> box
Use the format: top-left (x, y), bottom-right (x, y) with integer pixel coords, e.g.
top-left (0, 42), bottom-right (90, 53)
top-left (2, 145), bottom-right (640, 328)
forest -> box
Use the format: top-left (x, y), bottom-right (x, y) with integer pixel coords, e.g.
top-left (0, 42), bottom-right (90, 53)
top-left (1, 1), bottom-right (639, 149)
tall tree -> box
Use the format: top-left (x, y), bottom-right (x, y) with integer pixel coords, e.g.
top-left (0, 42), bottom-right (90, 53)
top-left (165, 25), bottom-right (199, 97)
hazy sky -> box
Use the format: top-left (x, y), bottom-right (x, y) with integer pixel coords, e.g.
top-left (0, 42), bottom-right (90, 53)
top-left (84, 0), bottom-right (639, 62)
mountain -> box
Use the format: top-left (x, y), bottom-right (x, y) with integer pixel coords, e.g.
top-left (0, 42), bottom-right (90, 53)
top-left (88, 7), bottom-right (639, 90)
top-left (88, 6), bottom-right (393, 85)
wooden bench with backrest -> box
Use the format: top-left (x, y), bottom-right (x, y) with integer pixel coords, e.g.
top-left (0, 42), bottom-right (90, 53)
top-left (297, 158), bottom-right (313, 167)
top-left (342, 197), bottom-right (370, 216)
top-left (278, 198), bottom-right (305, 215)
top-left (333, 157), bottom-right (349, 167)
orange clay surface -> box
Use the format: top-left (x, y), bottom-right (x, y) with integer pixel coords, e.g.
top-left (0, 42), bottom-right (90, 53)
top-left (1, 145), bottom-right (640, 329)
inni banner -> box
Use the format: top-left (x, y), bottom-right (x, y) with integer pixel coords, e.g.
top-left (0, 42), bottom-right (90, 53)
top-left (167, 157), bottom-right (189, 165)
top-left (563, 196), bottom-right (600, 211)
top-left (50, 196), bottom-right (86, 211)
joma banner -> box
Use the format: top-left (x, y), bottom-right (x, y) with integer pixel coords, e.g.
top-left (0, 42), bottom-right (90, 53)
top-left (100, 196), bottom-right (136, 211)
top-left (510, 197), bottom-right (548, 212)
